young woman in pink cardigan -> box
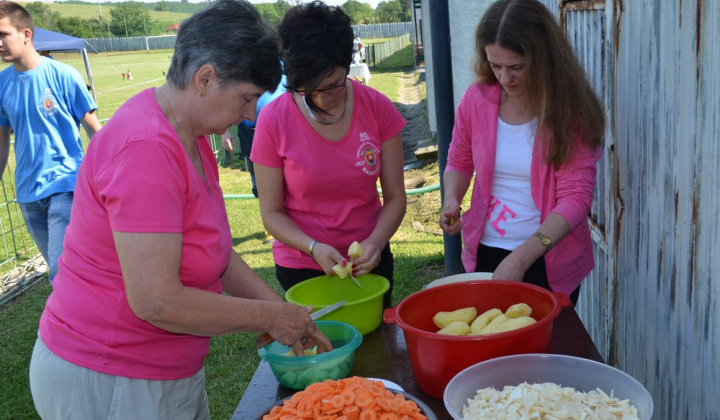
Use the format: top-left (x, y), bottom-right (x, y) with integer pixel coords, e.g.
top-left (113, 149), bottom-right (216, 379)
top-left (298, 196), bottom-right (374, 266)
top-left (439, 0), bottom-right (605, 305)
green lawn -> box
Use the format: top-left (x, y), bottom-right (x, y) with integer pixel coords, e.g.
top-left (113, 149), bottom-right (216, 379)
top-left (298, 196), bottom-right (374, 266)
top-left (0, 43), bottom-right (446, 420)
top-left (17, 1), bottom-right (192, 25)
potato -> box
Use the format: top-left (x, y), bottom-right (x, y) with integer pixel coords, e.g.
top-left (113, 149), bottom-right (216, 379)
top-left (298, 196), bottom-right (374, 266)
top-left (470, 308), bottom-right (503, 334)
top-left (479, 313), bottom-right (509, 334)
top-left (433, 307), bottom-right (478, 328)
top-left (282, 347), bottom-right (318, 357)
top-left (348, 241), bottom-right (364, 259)
top-left (436, 321), bottom-right (470, 336)
top-left (505, 303), bottom-right (532, 318)
top-left (495, 316), bottom-right (537, 333)
top-left (332, 263), bottom-right (352, 279)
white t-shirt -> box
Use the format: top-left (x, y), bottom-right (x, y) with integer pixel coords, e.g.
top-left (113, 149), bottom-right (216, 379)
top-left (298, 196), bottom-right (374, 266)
top-left (480, 117), bottom-right (541, 250)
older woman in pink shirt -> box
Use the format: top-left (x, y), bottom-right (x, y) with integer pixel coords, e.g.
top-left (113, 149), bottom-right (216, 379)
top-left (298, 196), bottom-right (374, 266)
top-left (439, 0), bottom-right (604, 304)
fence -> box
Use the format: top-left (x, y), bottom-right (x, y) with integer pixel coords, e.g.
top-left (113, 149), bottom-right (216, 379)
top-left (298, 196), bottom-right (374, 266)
top-left (82, 22), bottom-right (412, 54)
top-left (364, 33), bottom-right (412, 68)
top-left (0, 28), bottom-right (413, 302)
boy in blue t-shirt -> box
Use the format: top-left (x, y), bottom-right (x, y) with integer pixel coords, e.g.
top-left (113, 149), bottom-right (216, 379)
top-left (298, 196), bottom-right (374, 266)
top-left (0, 2), bottom-right (102, 283)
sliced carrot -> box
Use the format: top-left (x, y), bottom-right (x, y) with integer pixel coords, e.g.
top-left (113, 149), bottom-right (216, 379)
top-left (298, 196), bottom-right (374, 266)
top-left (359, 408), bottom-right (377, 420)
top-left (340, 389), bottom-right (356, 406)
top-left (262, 377), bottom-right (425, 420)
top-left (374, 397), bottom-right (392, 412)
top-left (331, 393), bottom-right (346, 408)
top-left (343, 404), bottom-right (360, 419)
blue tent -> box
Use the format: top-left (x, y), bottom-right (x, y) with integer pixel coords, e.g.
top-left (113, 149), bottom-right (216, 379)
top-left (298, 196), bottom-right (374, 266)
top-left (33, 27), bottom-right (96, 101)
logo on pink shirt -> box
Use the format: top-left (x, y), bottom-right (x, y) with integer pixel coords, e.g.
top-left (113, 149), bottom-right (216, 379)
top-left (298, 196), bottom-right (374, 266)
top-left (356, 132), bottom-right (380, 176)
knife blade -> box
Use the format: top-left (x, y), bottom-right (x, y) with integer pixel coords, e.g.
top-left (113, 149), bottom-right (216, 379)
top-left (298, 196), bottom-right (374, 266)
top-left (348, 274), bottom-right (362, 289)
top-left (256, 300), bottom-right (347, 349)
top-left (310, 299), bottom-right (347, 320)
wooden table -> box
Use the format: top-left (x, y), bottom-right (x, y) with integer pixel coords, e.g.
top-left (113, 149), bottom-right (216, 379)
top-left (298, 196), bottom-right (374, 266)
top-left (232, 306), bottom-right (603, 420)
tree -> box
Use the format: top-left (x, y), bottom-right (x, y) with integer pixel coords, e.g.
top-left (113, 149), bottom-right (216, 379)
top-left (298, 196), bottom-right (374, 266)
top-left (341, 1), bottom-right (375, 24)
top-left (256, 3), bottom-right (282, 25)
top-left (375, 1), bottom-right (407, 23)
top-left (56, 17), bottom-right (97, 39)
top-left (109, 2), bottom-right (155, 37)
top-left (25, 2), bottom-right (61, 32)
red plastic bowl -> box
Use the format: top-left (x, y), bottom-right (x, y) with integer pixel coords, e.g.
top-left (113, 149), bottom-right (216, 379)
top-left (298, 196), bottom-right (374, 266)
top-left (383, 280), bottom-right (571, 399)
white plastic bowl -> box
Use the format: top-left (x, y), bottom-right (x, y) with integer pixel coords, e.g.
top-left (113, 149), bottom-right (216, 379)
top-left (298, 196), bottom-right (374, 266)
top-left (423, 272), bottom-right (493, 289)
top-left (444, 353), bottom-right (653, 420)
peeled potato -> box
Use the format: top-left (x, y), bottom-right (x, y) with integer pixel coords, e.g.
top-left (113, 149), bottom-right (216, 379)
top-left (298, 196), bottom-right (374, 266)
top-left (495, 316), bottom-right (537, 333)
top-left (332, 263), bottom-right (352, 279)
top-left (282, 347), bottom-right (318, 357)
top-left (479, 313), bottom-right (509, 334)
top-left (348, 241), bottom-right (364, 259)
top-left (433, 307), bottom-right (477, 328)
top-left (505, 303), bottom-right (532, 318)
top-left (436, 321), bottom-right (470, 336)
top-left (470, 308), bottom-right (503, 334)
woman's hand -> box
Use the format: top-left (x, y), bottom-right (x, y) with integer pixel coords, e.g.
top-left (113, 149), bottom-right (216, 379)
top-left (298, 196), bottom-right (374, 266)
top-left (221, 128), bottom-right (236, 152)
top-left (349, 240), bottom-right (381, 277)
top-left (311, 242), bottom-right (346, 276)
top-left (258, 303), bottom-right (334, 356)
top-left (491, 253), bottom-right (525, 282)
top-left (440, 199), bottom-right (462, 235)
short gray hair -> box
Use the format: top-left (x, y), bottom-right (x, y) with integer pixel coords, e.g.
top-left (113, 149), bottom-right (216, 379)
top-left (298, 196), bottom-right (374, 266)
top-left (166, 0), bottom-right (281, 92)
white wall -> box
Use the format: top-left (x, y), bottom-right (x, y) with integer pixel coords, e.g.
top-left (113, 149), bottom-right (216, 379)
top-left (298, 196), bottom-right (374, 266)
top-left (422, 0), bottom-right (493, 132)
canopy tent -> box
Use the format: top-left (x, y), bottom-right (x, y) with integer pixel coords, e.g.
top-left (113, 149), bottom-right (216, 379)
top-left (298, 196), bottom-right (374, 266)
top-left (33, 27), bottom-right (96, 102)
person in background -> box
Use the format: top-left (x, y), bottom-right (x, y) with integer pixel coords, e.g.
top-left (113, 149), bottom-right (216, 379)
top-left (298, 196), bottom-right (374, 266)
top-left (439, 0), bottom-right (604, 306)
top-left (0, 1), bottom-right (102, 284)
top-left (29, 1), bottom-right (331, 419)
top-left (221, 72), bottom-right (286, 199)
top-left (352, 35), bottom-right (364, 64)
top-left (252, 1), bottom-right (407, 308)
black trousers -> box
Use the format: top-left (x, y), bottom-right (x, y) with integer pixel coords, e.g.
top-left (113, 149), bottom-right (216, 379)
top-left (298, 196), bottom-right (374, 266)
top-left (475, 243), bottom-right (580, 306)
top-left (276, 243), bottom-right (394, 308)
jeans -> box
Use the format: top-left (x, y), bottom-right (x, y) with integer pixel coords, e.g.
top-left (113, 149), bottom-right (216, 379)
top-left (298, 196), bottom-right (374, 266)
top-left (19, 192), bottom-right (74, 284)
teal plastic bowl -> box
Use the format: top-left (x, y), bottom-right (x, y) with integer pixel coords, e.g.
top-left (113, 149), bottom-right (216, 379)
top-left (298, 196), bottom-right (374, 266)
top-left (286, 274), bottom-right (390, 335)
top-left (258, 321), bottom-right (363, 390)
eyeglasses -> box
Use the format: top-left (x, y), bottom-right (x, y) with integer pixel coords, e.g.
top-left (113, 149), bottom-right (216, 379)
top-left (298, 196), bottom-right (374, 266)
top-left (296, 78), bottom-right (347, 96)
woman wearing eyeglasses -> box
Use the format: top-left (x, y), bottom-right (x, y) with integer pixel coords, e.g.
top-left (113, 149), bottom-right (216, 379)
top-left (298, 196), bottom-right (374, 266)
top-left (251, 1), bottom-right (406, 307)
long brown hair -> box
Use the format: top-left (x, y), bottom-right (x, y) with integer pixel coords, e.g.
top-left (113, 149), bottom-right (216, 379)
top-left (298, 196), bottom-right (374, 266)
top-left (474, 0), bottom-right (604, 167)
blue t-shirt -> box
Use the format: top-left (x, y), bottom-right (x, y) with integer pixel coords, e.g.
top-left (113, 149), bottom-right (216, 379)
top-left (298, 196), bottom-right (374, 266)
top-left (241, 74), bottom-right (286, 128)
top-left (0, 57), bottom-right (97, 203)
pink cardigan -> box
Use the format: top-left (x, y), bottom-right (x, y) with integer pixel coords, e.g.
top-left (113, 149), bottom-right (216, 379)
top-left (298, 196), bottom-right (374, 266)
top-left (445, 83), bottom-right (601, 297)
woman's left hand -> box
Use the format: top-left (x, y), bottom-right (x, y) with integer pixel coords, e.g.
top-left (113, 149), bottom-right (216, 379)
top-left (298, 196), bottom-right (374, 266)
top-left (349, 240), bottom-right (381, 277)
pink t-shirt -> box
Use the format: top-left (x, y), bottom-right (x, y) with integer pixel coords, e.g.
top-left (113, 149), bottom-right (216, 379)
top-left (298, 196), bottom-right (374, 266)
top-left (39, 88), bottom-right (232, 380)
top-left (251, 79), bottom-right (406, 268)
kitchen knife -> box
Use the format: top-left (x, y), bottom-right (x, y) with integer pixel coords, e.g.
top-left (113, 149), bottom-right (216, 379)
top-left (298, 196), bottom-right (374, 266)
top-left (310, 299), bottom-right (347, 320)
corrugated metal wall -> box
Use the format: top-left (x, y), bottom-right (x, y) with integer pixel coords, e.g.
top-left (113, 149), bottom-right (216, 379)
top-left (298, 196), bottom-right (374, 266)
top-left (559, 0), bottom-right (720, 418)
top-left (425, 0), bottom-right (720, 417)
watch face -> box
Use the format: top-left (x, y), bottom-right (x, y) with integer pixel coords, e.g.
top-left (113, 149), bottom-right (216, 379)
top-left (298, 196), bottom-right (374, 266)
top-left (542, 237), bottom-right (550, 245)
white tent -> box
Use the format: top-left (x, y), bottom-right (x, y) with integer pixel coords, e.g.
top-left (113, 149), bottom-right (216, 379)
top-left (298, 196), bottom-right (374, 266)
top-left (33, 27), bottom-right (96, 101)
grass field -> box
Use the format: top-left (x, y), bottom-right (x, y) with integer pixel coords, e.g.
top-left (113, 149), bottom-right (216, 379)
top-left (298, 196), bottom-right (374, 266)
top-left (0, 44), bottom-right (448, 420)
top-left (17, 1), bottom-right (192, 25)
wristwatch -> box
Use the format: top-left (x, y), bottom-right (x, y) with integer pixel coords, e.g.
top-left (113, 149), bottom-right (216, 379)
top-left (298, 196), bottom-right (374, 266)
top-left (533, 232), bottom-right (551, 250)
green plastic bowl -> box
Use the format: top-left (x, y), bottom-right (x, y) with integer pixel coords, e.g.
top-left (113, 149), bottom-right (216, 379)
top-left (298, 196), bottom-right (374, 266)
top-left (286, 274), bottom-right (390, 335)
top-left (258, 321), bottom-right (362, 390)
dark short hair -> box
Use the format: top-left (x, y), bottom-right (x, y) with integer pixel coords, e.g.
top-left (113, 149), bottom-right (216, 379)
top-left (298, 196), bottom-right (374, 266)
top-left (166, 0), bottom-right (281, 92)
top-left (278, 1), bottom-right (354, 113)
top-left (0, 1), bottom-right (34, 37)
